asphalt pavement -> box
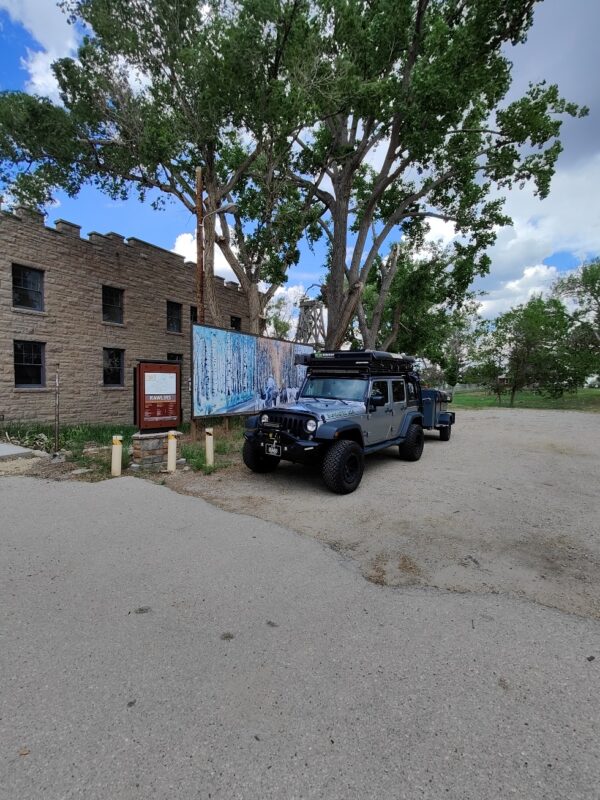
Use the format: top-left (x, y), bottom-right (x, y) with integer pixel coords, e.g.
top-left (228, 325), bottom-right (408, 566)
top-left (1, 476), bottom-right (599, 800)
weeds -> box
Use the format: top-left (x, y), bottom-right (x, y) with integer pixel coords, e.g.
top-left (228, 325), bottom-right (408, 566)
top-left (1, 422), bottom-right (137, 453)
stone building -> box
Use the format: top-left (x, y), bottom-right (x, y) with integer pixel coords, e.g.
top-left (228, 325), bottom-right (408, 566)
top-left (0, 207), bottom-right (250, 424)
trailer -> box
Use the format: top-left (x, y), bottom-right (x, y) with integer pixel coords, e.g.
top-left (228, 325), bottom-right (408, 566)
top-left (421, 388), bottom-right (455, 441)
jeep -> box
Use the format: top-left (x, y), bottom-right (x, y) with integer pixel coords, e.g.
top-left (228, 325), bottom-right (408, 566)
top-left (242, 350), bottom-right (427, 494)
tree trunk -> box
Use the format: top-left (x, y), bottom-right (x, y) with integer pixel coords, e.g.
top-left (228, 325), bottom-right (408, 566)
top-left (202, 212), bottom-right (221, 326)
top-left (246, 283), bottom-right (264, 336)
top-left (509, 384), bottom-right (517, 407)
top-left (324, 178), bottom-right (353, 349)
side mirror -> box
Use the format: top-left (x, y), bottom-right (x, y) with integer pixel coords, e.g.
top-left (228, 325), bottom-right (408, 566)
top-left (369, 392), bottom-right (386, 409)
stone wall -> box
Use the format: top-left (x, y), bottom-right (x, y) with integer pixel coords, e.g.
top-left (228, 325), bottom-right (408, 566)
top-left (0, 207), bottom-right (250, 424)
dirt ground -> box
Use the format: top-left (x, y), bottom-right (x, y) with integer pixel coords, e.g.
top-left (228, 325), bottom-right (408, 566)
top-left (3, 408), bottom-right (598, 620)
top-left (164, 409), bottom-right (600, 620)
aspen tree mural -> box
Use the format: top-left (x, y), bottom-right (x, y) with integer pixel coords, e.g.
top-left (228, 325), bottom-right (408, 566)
top-left (192, 325), bottom-right (312, 417)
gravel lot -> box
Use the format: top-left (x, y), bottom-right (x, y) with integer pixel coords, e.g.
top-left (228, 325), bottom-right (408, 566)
top-left (168, 408), bottom-right (600, 619)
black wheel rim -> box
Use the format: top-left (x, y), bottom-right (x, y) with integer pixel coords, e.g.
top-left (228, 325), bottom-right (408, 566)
top-left (343, 454), bottom-right (359, 484)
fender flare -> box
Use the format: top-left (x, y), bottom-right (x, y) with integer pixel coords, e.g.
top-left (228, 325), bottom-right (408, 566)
top-left (399, 411), bottom-right (423, 437)
top-left (317, 419), bottom-right (364, 446)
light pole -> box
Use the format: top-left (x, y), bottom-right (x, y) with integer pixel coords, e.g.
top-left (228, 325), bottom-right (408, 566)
top-left (195, 166), bottom-right (237, 326)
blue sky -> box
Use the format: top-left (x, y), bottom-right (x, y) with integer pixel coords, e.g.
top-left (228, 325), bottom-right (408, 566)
top-left (1, 0), bottom-right (599, 318)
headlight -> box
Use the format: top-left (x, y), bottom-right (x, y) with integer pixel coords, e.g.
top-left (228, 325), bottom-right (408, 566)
top-left (260, 413), bottom-right (269, 424)
top-left (306, 418), bottom-right (317, 433)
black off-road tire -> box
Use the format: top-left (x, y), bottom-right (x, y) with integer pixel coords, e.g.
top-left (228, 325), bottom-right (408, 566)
top-left (439, 425), bottom-right (451, 442)
top-left (399, 424), bottom-right (424, 461)
top-left (242, 439), bottom-right (280, 473)
top-left (321, 440), bottom-right (365, 494)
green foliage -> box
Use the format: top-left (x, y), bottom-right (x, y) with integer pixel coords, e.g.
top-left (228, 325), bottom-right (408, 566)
top-left (0, 0), bottom-right (323, 329)
top-left (468, 296), bottom-right (593, 406)
top-left (0, 1), bottom-right (586, 346)
top-left (287, 0), bottom-right (586, 346)
top-left (265, 295), bottom-right (293, 340)
top-left (357, 241), bottom-right (483, 376)
top-left (553, 259), bottom-right (600, 357)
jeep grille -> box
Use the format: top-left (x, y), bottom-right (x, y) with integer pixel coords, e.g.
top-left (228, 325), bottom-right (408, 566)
top-left (266, 412), bottom-right (308, 436)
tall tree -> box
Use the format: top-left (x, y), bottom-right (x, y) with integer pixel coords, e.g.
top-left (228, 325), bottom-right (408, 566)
top-left (289, 0), bottom-right (586, 347)
top-left (356, 241), bottom-right (474, 357)
top-left (0, 0), bottom-right (321, 332)
top-left (553, 259), bottom-right (600, 349)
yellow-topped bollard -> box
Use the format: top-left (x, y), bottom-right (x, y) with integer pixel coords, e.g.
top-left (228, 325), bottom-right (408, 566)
top-left (167, 430), bottom-right (177, 473)
top-left (111, 434), bottom-right (123, 477)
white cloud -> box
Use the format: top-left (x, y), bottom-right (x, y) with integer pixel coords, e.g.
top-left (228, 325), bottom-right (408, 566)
top-left (20, 47), bottom-right (62, 100)
top-left (484, 154), bottom-right (600, 282)
top-left (1, 0), bottom-right (79, 100)
top-left (171, 232), bottom-right (240, 284)
top-left (470, 152), bottom-right (600, 315)
top-left (478, 264), bottom-right (560, 318)
top-left (0, 0), bottom-right (76, 53)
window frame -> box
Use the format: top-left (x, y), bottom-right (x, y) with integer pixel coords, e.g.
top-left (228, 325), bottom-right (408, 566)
top-left (14, 340), bottom-right (46, 388)
top-left (406, 379), bottom-right (419, 405)
top-left (167, 300), bottom-right (183, 333)
top-left (392, 379), bottom-right (406, 403)
top-left (103, 347), bottom-right (125, 387)
top-left (102, 285), bottom-right (124, 324)
top-left (12, 264), bottom-right (44, 312)
top-left (371, 379), bottom-right (390, 404)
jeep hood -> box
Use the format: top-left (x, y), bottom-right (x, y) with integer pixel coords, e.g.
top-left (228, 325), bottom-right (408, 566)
top-left (276, 398), bottom-right (366, 421)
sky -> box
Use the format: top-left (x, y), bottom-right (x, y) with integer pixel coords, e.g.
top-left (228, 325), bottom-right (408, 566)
top-left (0, 0), bottom-right (599, 322)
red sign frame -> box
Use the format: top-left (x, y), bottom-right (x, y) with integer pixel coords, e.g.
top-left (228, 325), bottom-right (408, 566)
top-left (135, 361), bottom-right (181, 431)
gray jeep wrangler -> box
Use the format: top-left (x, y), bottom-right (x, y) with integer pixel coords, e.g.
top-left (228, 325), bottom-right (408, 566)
top-left (243, 350), bottom-right (426, 494)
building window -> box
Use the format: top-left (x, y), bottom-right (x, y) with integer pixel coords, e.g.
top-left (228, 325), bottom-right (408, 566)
top-left (167, 301), bottom-right (182, 332)
top-left (103, 348), bottom-right (124, 386)
top-left (167, 353), bottom-right (183, 363)
top-left (14, 340), bottom-right (45, 387)
top-left (102, 285), bottom-right (124, 324)
top-left (230, 315), bottom-right (242, 331)
top-left (12, 264), bottom-right (44, 311)
top-left (190, 306), bottom-right (198, 324)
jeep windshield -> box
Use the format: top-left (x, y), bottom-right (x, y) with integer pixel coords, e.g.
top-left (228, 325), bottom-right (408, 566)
top-left (300, 377), bottom-right (367, 402)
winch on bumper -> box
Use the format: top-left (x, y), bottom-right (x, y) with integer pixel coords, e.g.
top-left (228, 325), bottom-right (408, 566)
top-left (244, 412), bottom-right (322, 463)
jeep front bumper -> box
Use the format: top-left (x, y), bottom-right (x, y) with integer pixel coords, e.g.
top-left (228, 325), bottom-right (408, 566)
top-left (244, 428), bottom-right (324, 463)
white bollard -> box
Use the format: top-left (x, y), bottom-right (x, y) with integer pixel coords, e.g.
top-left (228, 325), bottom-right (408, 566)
top-left (167, 430), bottom-right (177, 473)
top-left (205, 426), bottom-right (214, 467)
top-left (111, 434), bottom-right (123, 477)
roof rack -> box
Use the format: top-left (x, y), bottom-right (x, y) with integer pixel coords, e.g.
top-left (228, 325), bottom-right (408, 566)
top-left (297, 350), bottom-right (417, 375)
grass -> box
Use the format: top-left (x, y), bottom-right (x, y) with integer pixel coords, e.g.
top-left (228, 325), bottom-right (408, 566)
top-left (1, 421), bottom-right (137, 454)
top-left (182, 422), bottom-right (245, 473)
top-left (452, 387), bottom-right (600, 412)
top-left (1, 416), bottom-right (246, 475)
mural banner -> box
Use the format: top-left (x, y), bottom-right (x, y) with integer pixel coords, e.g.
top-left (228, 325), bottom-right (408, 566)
top-left (192, 324), bottom-right (313, 418)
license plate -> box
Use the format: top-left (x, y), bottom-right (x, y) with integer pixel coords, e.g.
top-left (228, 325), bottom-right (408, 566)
top-left (265, 443), bottom-right (281, 457)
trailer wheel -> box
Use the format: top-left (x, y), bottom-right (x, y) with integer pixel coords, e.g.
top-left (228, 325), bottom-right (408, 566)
top-left (439, 425), bottom-right (451, 442)
top-left (243, 440), bottom-right (280, 472)
top-left (321, 440), bottom-right (364, 494)
top-left (399, 424), bottom-right (424, 461)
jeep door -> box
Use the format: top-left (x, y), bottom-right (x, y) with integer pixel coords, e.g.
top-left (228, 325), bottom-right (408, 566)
top-left (367, 379), bottom-right (394, 444)
top-left (390, 378), bottom-right (407, 437)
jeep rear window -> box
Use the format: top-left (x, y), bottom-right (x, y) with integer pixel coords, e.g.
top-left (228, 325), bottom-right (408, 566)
top-left (300, 377), bottom-right (367, 402)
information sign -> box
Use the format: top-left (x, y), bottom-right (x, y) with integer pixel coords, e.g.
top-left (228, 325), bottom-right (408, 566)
top-left (135, 361), bottom-right (181, 430)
